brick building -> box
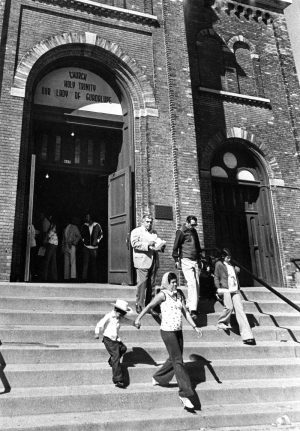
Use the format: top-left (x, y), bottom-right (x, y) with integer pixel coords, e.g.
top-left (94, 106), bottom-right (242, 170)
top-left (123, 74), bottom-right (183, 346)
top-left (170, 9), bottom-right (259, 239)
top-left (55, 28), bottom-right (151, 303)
top-left (0, 0), bottom-right (299, 287)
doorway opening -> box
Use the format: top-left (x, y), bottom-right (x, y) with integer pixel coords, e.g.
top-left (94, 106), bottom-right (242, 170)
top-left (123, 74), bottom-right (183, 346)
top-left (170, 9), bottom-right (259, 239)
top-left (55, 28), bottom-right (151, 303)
top-left (32, 120), bottom-right (122, 283)
top-left (211, 141), bottom-right (282, 287)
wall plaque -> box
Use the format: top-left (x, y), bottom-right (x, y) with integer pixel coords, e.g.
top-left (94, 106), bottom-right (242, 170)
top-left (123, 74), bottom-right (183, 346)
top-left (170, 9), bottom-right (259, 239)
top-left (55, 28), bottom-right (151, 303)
top-left (155, 205), bottom-right (173, 220)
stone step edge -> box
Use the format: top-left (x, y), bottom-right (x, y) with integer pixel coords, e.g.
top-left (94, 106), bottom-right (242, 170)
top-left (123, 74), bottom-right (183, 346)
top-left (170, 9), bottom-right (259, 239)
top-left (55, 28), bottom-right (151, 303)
top-left (1, 401), bottom-right (300, 430)
top-left (5, 357), bottom-right (300, 372)
top-left (1, 308), bottom-right (299, 317)
top-left (2, 378), bottom-right (300, 398)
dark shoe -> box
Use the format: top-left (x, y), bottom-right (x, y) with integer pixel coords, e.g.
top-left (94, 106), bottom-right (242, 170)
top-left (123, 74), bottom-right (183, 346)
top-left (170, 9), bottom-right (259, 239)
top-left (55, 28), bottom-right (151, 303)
top-left (115, 381), bottom-right (126, 389)
top-left (191, 311), bottom-right (198, 320)
top-left (136, 304), bottom-right (142, 314)
top-left (243, 339), bottom-right (256, 345)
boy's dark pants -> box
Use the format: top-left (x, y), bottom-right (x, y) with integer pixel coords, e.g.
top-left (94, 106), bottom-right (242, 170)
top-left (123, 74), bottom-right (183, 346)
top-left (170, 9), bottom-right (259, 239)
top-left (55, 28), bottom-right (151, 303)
top-left (103, 336), bottom-right (127, 384)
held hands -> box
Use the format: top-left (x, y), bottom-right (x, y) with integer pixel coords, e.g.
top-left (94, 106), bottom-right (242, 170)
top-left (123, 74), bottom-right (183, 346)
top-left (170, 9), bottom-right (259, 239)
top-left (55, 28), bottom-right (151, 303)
top-left (134, 319), bottom-right (141, 329)
top-left (194, 327), bottom-right (203, 338)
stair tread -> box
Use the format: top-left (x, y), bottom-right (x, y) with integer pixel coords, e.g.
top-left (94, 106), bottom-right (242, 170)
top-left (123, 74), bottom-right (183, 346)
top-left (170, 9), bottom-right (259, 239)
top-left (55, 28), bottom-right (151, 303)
top-left (1, 400), bottom-right (300, 429)
top-left (5, 357), bottom-right (300, 372)
top-left (2, 377), bottom-right (300, 398)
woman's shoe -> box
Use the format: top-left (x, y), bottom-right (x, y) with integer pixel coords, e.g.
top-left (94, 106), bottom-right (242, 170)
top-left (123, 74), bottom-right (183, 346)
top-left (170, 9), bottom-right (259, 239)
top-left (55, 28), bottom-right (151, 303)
top-left (179, 396), bottom-right (194, 409)
top-left (115, 381), bottom-right (126, 389)
top-left (243, 338), bottom-right (256, 345)
top-left (152, 377), bottom-right (159, 386)
top-left (217, 323), bottom-right (230, 330)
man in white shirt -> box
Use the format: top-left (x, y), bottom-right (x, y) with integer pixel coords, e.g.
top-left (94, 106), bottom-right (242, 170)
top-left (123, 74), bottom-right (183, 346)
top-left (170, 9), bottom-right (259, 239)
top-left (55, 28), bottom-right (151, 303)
top-left (130, 214), bottom-right (166, 313)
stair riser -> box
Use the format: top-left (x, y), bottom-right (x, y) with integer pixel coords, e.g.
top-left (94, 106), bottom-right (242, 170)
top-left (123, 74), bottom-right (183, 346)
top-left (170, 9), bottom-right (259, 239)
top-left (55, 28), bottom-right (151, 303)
top-left (2, 344), bottom-right (299, 364)
top-left (6, 364), bottom-right (300, 388)
top-left (0, 327), bottom-right (291, 344)
top-left (1, 385), bottom-right (299, 417)
top-left (241, 291), bottom-right (300, 302)
top-left (2, 297), bottom-right (296, 314)
top-left (0, 286), bottom-right (136, 299)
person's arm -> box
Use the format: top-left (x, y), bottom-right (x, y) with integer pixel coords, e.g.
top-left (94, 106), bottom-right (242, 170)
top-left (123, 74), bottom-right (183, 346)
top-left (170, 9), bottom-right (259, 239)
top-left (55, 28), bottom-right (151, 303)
top-left (131, 229), bottom-right (154, 251)
top-left (214, 262), bottom-right (221, 290)
top-left (172, 230), bottom-right (183, 263)
top-left (94, 313), bottom-right (109, 338)
top-left (180, 292), bottom-right (202, 337)
top-left (134, 292), bottom-right (165, 328)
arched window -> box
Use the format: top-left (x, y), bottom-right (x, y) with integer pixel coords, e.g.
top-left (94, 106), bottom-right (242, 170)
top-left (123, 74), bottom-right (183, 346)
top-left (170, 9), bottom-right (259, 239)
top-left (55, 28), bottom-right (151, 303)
top-left (234, 41), bottom-right (256, 96)
top-left (197, 36), bottom-right (223, 90)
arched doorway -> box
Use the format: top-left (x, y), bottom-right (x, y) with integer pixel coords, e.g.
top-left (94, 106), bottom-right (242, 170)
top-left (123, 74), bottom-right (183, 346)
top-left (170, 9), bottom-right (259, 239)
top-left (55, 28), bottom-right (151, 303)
top-left (25, 64), bottom-right (134, 284)
top-left (211, 140), bottom-right (282, 287)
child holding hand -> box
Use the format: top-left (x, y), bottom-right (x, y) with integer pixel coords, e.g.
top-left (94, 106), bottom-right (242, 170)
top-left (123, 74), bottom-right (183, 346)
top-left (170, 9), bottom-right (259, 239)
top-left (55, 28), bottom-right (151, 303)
top-left (95, 299), bottom-right (135, 388)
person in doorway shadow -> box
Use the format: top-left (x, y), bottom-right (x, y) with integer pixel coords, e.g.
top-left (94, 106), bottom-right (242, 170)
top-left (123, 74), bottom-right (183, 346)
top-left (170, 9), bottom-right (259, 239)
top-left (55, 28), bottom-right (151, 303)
top-left (43, 220), bottom-right (58, 282)
top-left (214, 248), bottom-right (256, 346)
top-left (62, 217), bottom-right (81, 282)
top-left (80, 213), bottom-right (103, 282)
top-left (134, 271), bottom-right (202, 410)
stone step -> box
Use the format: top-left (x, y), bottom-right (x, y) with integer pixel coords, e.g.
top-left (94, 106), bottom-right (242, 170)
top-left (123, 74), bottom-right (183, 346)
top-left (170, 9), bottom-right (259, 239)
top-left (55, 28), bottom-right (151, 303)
top-left (241, 287), bottom-right (300, 302)
top-left (4, 358), bottom-right (300, 388)
top-left (0, 308), bottom-right (299, 327)
top-left (0, 324), bottom-right (295, 344)
top-left (0, 283), bottom-right (136, 299)
top-left (0, 378), bottom-right (299, 417)
top-left (1, 400), bottom-right (300, 431)
top-left (1, 341), bottom-right (298, 364)
top-left (1, 295), bottom-right (298, 314)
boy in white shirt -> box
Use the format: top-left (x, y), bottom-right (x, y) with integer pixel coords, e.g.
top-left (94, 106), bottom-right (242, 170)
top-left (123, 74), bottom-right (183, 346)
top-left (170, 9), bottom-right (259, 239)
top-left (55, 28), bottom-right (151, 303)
top-left (95, 299), bottom-right (135, 388)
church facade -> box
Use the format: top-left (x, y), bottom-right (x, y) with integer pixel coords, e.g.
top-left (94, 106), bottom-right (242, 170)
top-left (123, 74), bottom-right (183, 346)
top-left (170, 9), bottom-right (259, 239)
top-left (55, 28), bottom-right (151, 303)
top-left (0, 0), bottom-right (299, 287)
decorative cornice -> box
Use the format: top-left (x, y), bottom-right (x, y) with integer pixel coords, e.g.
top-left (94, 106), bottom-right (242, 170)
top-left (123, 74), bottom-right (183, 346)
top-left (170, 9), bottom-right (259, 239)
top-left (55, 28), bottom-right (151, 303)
top-left (31, 0), bottom-right (159, 26)
top-left (221, 1), bottom-right (274, 24)
top-left (199, 86), bottom-right (272, 108)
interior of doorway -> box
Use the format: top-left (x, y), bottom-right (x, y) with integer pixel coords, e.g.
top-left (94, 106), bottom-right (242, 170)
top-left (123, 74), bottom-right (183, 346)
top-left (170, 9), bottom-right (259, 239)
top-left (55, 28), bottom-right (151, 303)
top-left (33, 169), bottom-right (108, 282)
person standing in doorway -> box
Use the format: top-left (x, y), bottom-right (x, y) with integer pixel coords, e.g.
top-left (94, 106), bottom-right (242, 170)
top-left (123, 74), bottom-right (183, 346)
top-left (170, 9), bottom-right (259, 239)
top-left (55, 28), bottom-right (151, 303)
top-left (81, 213), bottom-right (103, 282)
top-left (130, 214), bottom-right (166, 314)
top-left (214, 248), bottom-right (256, 345)
top-left (172, 215), bottom-right (202, 320)
top-left (62, 217), bottom-right (81, 282)
top-left (43, 221), bottom-right (58, 282)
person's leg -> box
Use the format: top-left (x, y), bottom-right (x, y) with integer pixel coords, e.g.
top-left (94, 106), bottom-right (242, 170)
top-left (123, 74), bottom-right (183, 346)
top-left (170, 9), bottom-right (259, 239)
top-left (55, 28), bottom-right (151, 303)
top-left (135, 268), bottom-right (149, 311)
top-left (81, 247), bottom-right (89, 281)
top-left (217, 291), bottom-right (234, 327)
top-left (64, 251), bottom-right (70, 280)
top-left (181, 259), bottom-right (198, 313)
top-left (43, 244), bottom-right (51, 281)
top-left (160, 330), bottom-right (194, 398)
top-left (232, 292), bottom-right (254, 340)
top-left (145, 260), bottom-right (157, 306)
top-left (103, 337), bottom-right (124, 384)
top-left (49, 245), bottom-right (58, 282)
top-left (70, 246), bottom-right (77, 279)
top-left (90, 249), bottom-right (98, 282)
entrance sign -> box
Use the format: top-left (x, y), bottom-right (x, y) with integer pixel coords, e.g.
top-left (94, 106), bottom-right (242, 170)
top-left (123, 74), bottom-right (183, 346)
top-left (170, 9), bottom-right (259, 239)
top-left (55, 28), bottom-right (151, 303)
top-left (34, 68), bottom-right (120, 110)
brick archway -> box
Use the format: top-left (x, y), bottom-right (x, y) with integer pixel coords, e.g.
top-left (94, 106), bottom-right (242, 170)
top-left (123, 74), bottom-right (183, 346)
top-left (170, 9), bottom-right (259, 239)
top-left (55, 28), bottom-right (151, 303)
top-left (11, 31), bottom-right (156, 113)
top-left (201, 127), bottom-right (283, 180)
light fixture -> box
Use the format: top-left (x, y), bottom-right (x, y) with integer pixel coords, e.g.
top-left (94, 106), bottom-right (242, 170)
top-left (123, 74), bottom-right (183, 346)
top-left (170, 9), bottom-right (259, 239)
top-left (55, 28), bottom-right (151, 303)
top-left (71, 132), bottom-right (75, 137)
top-left (45, 173), bottom-right (49, 179)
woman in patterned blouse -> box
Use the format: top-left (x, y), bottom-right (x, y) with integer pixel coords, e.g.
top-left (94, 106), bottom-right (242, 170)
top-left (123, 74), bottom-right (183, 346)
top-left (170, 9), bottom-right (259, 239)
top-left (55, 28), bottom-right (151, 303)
top-left (134, 272), bottom-right (202, 410)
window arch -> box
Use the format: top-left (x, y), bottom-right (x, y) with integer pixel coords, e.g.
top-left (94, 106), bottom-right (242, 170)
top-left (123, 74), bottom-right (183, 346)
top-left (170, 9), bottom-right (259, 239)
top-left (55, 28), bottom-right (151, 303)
top-left (234, 41), bottom-right (256, 96)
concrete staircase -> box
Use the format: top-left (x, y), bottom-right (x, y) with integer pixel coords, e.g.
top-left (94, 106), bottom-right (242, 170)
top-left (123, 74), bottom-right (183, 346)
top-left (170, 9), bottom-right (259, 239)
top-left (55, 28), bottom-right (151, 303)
top-left (0, 282), bottom-right (300, 430)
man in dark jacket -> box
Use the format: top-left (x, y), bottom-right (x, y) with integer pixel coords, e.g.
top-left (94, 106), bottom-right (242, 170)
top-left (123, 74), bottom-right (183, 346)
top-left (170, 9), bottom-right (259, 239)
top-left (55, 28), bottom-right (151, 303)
top-left (172, 215), bottom-right (201, 319)
top-left (81, 213), bottom-right (103, 282)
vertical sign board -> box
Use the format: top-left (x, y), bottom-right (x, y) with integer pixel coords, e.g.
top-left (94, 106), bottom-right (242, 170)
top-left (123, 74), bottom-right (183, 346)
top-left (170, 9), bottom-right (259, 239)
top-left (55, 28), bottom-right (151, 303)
top-left (24, 155), bottom-right (36, 282)
top-left (108, 167), bottom-right (133, 285)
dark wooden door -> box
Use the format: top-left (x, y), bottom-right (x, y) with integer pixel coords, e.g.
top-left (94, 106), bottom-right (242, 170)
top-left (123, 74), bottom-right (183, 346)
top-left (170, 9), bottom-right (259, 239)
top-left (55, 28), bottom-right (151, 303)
top-left (213, 180), bottom-right (281, 286)
top-left (108, 167), bottom-right (133, 284)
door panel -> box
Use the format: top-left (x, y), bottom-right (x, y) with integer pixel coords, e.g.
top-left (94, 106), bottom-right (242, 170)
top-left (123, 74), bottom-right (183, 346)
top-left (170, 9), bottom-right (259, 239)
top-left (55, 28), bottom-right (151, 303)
top-left (213, 180), bottom-right (281, 286)
top-left (108, 167), bottom-right (133, 284)
top-left (25, 155), bottom-right (36, 282)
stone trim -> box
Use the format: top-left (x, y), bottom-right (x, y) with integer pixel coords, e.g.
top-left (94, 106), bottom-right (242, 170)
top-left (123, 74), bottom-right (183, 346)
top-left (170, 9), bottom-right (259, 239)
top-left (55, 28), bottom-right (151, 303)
top-left (198, 87), bottom-right (271, 108)
top-left (227, 35), bottom-right (256, 54)
top-left (200, 128), bottom-right (283, 181)
top-left (31, 0), bottom-right (159, 26)
top-left (10, 32), bottom-right (156, 111)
